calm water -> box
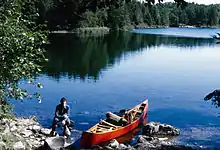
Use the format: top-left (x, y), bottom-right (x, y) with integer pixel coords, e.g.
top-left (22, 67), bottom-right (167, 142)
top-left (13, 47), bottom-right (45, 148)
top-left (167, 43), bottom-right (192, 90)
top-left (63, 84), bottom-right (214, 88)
top-left (12, 28), bottom-right (220, 149)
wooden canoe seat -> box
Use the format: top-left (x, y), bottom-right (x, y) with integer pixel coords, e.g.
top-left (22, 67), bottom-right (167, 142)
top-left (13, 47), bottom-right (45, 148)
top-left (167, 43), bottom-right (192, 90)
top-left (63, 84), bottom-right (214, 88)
top-left (96, 127), bottom-right (113, 133)
top-left (97, 124), bottom-right (111, 129)
top-left (132, 109), bottom-right (142, 113)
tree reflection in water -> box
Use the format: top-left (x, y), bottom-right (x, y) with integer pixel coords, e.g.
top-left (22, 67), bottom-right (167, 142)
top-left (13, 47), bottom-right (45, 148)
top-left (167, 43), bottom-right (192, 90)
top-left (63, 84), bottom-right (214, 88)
top-left (44, 32), bottom-right (215, 81)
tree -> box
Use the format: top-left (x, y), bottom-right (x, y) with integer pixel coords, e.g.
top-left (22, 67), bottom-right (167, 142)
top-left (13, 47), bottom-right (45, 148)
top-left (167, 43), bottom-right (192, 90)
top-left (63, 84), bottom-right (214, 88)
top-left (186, 4), bottom-right (196, 25)
top-left (169, 12), bottom-right (179, 27)
top-left (79, 11), bottom-right (99, 27)
top-left (207, 5), bottom-right (219, 26)
top-left (143, 6), bottom-right (153, 26)
top-left (151, 5), bottom-right (161, 25)
top-left (134, 2), bottom-right (144, 25)
top-left (160, 7), bottom-right (170, 26)
top-left (0, 0), bottom-right (47, 117)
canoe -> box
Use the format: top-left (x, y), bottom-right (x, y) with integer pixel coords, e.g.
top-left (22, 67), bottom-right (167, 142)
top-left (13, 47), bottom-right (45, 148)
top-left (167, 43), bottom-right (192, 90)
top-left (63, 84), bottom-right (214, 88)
top-left (80, 99), bottom-right (148, 148)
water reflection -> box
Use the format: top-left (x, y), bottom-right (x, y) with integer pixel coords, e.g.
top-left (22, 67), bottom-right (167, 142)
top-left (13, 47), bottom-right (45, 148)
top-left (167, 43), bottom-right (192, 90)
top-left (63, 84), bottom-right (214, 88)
top-left (44, 32), bottom-right (215, 80)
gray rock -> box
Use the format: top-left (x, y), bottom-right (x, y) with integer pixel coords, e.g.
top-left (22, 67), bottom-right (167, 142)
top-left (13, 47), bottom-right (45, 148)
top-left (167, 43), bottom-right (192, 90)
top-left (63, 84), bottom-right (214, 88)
top-left (142, 122), bottom-right (180, 136)
top-left (40, 128), bottom-right (52, 136)
top-left (138, 135), bottom-right (156, 143)
top-left (103, 146), bottom-right (114, 150)
top-left (9, 121), bottom-right (16, 127)
top-left (13, 141), bottom-right (25, 149)
top-left (137, 135), bottom-right (147, 143)
top-left (107, 139), bottom-right (119, 149)
top-left (21, 130), bottom-right (33, 138)
top-left (44, 136), bottom-right (66, 150)
top-left (118, 143), bottom-right (128, 149)
top-left (134, 142), bottom-right (157, 150)
top-left (10, 125), bottom-right (17, 132)
top-left (4, 124), bottom-right (10, 133)
top-left (32, 125), bottom-right (41, 133)
top-left (0, 141), bottom-right (6, 147)
top-left (91, 145), bottom-right (103, 150)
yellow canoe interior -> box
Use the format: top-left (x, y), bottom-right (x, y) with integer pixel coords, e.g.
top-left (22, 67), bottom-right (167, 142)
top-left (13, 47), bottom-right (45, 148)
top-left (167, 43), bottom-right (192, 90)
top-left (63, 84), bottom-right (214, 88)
top-left (87, 100), bottom-right (148, 134)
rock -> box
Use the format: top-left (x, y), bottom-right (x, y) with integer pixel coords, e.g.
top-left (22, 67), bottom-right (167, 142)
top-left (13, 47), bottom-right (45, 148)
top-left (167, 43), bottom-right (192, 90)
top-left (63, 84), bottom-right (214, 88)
top-left (13, 141), bottom-right (25, 149)
top-left (40, 128), bottom-right (52, 136)
top-left (14, 133), bottom-right (23, 138)
top-left (0, 141), bottom-right (6, 147)
top-left (91, 145), bottom-right (103, 150)
top-left (107, 139), bottom-right (119, 149)
top-left (142, 122), bottom-right (180, 136)
top-left (138, 135), bottom-right (156, 143)
top-left (137, 135), bottom-right (147, 143)
top-left (4, 124), bottom-right (10, 133)
top-left (44, 136), bottom-right (66, 150)
top-left (21, 130), bottom-right (33, 138)
top-left (1, 119), bottom-right (8, 125)
top-left (158, 137), bottom-right (168, 141)
top-left (118, 143), bottom-right (128, 149)
top-left (10, 125), bottom-right (17, 132)
top-left (103, 146), bottom-right (114, 150)
top-left (32, 125), bottom-right (41, 133)
top-left (31, 140), bottom-right (41, 147)
top-left (9, 121), bottom-right (16, 127)
top-left (134, 142), bottom-right (156, 150)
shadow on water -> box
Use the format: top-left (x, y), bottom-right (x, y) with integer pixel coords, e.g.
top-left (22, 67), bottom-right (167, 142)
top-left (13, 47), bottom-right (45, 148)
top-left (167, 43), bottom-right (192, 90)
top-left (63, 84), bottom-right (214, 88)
top-left (44, 32), bottom-right (215, 81)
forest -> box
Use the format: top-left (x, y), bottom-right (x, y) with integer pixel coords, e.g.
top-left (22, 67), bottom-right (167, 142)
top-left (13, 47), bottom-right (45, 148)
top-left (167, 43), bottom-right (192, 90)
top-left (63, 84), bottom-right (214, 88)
top-left (0, 0), bottom-right (219, 116)
top-left (30, 0), bottom-right (220, 30)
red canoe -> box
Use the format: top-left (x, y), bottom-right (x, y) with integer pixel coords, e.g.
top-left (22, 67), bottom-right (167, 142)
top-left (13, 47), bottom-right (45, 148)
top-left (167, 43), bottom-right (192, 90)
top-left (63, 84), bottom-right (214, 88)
top-left (81, 99), bottom-right (148, 148)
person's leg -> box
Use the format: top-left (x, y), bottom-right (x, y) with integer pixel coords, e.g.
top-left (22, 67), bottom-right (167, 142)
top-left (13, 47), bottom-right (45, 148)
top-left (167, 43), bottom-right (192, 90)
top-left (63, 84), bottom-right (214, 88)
top-left (65, 118), bottom-right (71, 126)
top-left (51, 117), bottom-right (60, 135)
top-left (61, 118), bottom-right (72, 137)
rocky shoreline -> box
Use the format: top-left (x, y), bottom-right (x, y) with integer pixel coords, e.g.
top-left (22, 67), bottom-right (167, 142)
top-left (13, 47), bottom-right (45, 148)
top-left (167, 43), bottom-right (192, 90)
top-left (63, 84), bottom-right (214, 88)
top-left (0, 117), bottom-right (54, 149)
top-left (0, 117), bottom-right (194, 150)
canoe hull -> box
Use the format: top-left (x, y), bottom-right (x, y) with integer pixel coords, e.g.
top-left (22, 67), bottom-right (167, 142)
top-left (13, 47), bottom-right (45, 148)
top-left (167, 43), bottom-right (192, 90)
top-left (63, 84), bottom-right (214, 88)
top-left (81, 100), bottom-right (148, 148)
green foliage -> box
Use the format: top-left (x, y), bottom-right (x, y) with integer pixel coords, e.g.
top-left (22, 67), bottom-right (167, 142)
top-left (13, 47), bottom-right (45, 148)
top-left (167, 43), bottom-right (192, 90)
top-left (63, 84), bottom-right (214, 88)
top-left (79, 11), bottom-right (99, 27)
top-left (108, 6), bottom-right (130, 30)
top-left (34, 0), bottom-right (220, 30)
top-left (0, 0), bottom-right (47, 116)
top-left (207, 5), bottom-right (219, 26)
top-left (143, 6), bottom-right (153, 26)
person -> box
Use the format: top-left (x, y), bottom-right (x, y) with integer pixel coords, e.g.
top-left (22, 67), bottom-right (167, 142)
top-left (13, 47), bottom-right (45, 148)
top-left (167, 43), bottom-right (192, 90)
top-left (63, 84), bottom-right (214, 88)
top-left (51, 97), bottom-right (71, 136)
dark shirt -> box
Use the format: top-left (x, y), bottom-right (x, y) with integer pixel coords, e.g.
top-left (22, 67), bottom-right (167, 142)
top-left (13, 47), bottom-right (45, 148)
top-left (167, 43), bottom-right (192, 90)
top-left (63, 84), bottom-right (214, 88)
top-left (55, 104), bottom-right (70, 118)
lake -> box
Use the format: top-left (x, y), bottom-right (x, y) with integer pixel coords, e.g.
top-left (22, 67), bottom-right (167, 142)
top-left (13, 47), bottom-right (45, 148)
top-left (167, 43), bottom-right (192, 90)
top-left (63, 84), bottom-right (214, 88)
top-left (12, 28), bottom-right (220, 149)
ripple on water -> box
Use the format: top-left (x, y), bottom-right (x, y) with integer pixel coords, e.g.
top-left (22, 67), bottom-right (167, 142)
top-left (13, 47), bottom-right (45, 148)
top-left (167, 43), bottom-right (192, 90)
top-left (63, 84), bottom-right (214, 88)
top-left (176, 126), bottom-right (220, 148)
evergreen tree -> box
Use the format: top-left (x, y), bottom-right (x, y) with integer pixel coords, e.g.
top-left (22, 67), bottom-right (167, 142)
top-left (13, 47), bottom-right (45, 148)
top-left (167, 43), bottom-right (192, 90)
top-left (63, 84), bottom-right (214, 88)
top-left (143, 6), bottom-right (153, 26)
top-left (160, 7), bottom-right (170, 26)
top-left (207, 5), bottom-right (219, 26)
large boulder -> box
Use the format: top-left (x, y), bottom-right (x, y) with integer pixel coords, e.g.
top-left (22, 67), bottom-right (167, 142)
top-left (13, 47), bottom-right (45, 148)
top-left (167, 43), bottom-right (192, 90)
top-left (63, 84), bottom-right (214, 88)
top-left (44, 136), bottom-right (66, 150)
top-left (40, 128), bottom-right (52, 136)
top-left (142, 122), bottom-right (180, 136)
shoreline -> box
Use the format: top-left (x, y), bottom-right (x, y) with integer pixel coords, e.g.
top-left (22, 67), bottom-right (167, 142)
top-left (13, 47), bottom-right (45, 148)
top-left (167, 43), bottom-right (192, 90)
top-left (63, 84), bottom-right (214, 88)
top-left (50, 25), bottom-right (220, 34)
top-left (0, 116), bottom-right (195, 150)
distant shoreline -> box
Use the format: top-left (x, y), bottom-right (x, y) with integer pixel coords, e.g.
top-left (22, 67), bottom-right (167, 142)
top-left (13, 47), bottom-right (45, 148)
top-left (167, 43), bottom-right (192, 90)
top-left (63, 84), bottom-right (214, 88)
top-left (49, 25), bottom-right (220, 34)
